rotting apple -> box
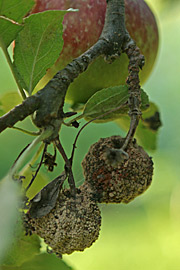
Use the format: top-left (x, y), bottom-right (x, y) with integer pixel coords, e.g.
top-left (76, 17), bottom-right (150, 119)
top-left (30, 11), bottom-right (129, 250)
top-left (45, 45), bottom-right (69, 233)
top-left (32, 0), bottom-right (159, 107)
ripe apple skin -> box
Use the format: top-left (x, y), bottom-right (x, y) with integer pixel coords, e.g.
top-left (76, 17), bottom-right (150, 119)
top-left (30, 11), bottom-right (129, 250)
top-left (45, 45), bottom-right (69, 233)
top-left (32, 0), bottom-right (159, 106)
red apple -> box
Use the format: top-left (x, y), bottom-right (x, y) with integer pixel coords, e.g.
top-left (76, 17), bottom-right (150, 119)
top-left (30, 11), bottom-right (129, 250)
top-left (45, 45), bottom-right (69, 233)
top-left (32, 0), bottom-right (159, 107)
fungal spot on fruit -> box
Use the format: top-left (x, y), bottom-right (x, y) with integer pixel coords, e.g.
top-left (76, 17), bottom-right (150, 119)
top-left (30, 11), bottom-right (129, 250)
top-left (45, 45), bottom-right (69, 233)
top-left (87, 4), bottom-right (93, 9)
top-left (98, 19), bottom-right (102, 26)
top-left (82, 136), bottom-right (153, 204)
top-left (75, 36), bottom-right (80, 43)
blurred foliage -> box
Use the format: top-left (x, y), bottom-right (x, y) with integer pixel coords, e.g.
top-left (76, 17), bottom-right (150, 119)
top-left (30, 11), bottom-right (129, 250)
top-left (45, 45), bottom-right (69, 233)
top-left (2, 234), bottom-right (41, 266)
top-left (0, 177), bottom-right (21, 264)
top-left (159, 0), bottom-right (179, 8)
top-left (0, 92), bottom-right (22, 116)
top-left (146, 0), bottom-right (180, 13)
top-left (1, 253), bottom-right (72, 270)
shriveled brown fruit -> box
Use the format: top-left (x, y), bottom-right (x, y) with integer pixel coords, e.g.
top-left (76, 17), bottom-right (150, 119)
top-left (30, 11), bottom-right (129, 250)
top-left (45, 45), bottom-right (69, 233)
top-left (82, 136), bottom-right (153, 204)
top-left (26, 188), bottom-right (101, 255)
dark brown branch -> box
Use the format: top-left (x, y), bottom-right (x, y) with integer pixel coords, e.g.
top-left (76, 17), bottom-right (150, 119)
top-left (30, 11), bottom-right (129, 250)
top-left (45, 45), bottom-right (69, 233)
top-left (0, 0), bottom-right (127, 139)
top-left (0, 95), bottom-right (40, 133)
top-left (0, 0), bottom-right (143, 151)
top-left (101, 0), bottom-right (127, 62)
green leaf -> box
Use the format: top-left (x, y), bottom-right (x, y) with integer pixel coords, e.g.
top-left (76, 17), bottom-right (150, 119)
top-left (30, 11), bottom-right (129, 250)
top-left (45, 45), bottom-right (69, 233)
top-left (0, 0), bottom-right (35, 23)
top-left (83, 85), bottom-right (129, 122)
top-left (2, 234), bottom-right (41, 266)
top-left (13, 10), bottom-right (72, 94)
top-left (1, 253), bottom-right (73, 270)
top-left (0, 17), bottom-right (23, 48)
top-left (83, 85), bottom-right (149, 122)
top-left (0, 0), bottom-right (35, 48)
top-left (0, 92), bottom-right (22, 116)
top-left (116, 102), bottom-right (162, 151)
top-left (0, 177), bottom-right (21, 264)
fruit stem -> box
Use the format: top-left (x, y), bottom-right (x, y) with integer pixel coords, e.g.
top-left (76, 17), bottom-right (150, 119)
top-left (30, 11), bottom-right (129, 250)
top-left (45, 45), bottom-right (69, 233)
top-left (121, 40), bottom-right (145, 149)
top-left (25, 143), bottom-right (48, 192)
top-left (121, 115), bottom-right (139, 150)
top-left (54, 137), bottom-right (76, 195)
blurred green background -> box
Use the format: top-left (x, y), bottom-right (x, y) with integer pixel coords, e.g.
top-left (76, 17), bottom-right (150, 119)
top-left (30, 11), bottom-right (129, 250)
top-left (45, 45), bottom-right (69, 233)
top-left (0, 0), bottom-right (180, 269)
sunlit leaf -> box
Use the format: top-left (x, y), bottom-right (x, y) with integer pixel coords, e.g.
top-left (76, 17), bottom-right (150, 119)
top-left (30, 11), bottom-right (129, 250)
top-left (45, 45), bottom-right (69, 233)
top-left (0, 92), bottom-right (22, 116)
top-left (2, 234), bottom-right (41, 266)
top-left (83, 85), bottom-right (149, 122)
top-left (0, 177), bottom-right (21, 263)
top-left (116, 102), bottom-right (162, 151)
top-left (13, 10), bottom-right (75, 94)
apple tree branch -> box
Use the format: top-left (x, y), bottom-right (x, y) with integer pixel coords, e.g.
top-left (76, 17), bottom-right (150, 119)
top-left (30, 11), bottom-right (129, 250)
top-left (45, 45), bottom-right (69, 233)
top-left (0, 0), bottom-right (144, 149)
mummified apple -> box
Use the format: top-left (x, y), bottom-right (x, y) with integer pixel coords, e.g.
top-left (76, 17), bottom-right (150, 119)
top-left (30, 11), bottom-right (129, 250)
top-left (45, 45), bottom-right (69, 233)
top-left (32, 0), bottom-right (159, 107)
